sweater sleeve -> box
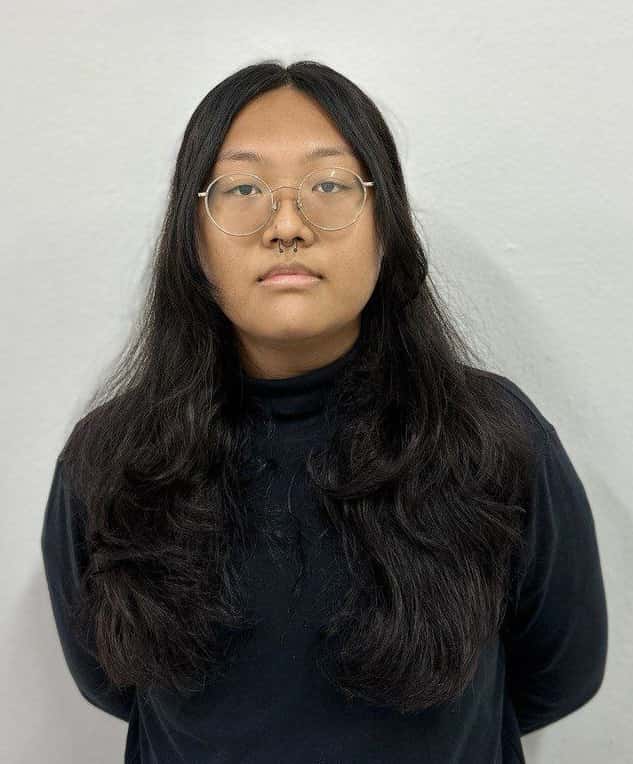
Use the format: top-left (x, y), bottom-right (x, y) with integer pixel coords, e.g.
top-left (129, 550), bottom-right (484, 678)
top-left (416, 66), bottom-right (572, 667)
top-left (40, 457), bottom-right (135, 722)
top-left (502, 425), bottom-right (608, 735)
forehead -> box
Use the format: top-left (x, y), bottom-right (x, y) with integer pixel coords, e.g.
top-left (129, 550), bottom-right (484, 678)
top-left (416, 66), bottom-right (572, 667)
top-left (211, 143), bottom-right (367, 184)
top-left (212, 88), bottom-right (365, 173)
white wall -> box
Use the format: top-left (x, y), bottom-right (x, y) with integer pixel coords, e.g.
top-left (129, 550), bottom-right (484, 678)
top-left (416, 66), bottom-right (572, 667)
top-left (2, 0), bottom-right (630, 761)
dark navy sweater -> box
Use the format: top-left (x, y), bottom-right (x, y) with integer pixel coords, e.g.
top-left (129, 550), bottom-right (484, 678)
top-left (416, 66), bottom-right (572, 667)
top-left (41, 341), bottom-right (608, 763)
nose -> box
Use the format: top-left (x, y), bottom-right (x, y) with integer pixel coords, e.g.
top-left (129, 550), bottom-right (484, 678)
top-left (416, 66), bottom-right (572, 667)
top-left (263, 183), bottom-right (312, 247)
top-left (269, 185), bottom-right (307, 232)
top-left (271, 185), bottom-right (301, 214)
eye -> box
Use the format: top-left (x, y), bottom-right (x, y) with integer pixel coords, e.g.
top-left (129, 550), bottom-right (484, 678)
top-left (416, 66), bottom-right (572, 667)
top-left (313, 181), bottom-right (346, 194)
top-left (226, 184), bottom-right (262, 196)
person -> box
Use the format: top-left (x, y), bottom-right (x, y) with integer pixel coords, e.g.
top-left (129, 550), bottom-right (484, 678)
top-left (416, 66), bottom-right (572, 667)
top-left (40, 59), bottom-right (608, 763)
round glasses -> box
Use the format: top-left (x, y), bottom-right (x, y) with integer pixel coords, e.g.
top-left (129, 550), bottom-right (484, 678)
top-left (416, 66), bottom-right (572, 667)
top-left (197, 166), bottom-right (375, 236)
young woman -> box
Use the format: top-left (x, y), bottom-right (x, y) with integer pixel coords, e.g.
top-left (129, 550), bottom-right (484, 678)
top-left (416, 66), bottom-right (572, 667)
top-left (41, 60), bottom-right (608, 763)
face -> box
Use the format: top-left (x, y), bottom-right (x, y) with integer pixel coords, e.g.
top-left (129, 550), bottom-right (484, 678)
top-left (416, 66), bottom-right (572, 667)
top-left (196, 85), bottom-right (382, 379)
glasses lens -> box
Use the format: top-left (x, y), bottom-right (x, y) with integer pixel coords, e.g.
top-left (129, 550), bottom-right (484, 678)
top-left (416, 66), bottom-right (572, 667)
top-left (300, 168), bottom-right (365, 230)
top-left (206, 174), bottom-right (271, 236)
top-left (206, 168), bottom-right (366, 234)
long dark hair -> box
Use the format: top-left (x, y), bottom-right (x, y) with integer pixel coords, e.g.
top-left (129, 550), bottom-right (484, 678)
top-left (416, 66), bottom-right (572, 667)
top-left (59, 59), bottom-right (538, 715)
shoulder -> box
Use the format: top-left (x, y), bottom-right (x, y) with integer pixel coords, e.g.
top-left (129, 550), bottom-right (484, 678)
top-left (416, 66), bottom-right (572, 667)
top-left (463, 366), bottom-right (557, 463)
top-left (50, 453), bottom-right (90, 532)
top-left (467, 366), bottom-right (556, 436)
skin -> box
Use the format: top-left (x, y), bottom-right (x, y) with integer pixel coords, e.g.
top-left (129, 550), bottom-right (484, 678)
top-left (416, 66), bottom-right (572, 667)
top-left (196, 85), bottom-right (383, 380)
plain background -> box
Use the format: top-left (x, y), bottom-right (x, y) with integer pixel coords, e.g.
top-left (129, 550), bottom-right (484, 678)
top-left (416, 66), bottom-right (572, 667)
top-left (2, 1), bottom-right (631, 761)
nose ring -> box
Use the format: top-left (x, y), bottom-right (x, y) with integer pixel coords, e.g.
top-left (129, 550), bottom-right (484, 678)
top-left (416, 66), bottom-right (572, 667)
top-left (279, 238), bottom-right (298, 253)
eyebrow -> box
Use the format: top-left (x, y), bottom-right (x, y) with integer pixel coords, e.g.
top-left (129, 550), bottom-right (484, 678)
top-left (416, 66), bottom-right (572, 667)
top-left (215, 144), bottom-right (355, 163)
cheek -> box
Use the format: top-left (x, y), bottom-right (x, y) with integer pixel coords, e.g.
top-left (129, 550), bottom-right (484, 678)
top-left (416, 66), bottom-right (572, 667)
top-left (198, 229), bottom-right (243, 301)
top-left (200, 255), bottom-right (214, 284)
top-left (325, 250), bottom-right (381, 309)
top-left (197, 224), bottom-right (218, 282)
top-left (335, 239), bottom-right (382, 284)
top-left (210, 265), bottom-right (246, 311)
top-left (198, 250), bottom-right (240, 312)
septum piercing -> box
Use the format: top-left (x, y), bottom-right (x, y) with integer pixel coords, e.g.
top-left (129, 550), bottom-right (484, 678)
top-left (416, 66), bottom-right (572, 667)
top-left (279, 238), bottom-right (298, 253)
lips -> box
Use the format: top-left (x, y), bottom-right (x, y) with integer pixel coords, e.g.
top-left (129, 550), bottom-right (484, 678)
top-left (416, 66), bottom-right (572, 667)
top-left (258, 263), bottom-right (321, 281)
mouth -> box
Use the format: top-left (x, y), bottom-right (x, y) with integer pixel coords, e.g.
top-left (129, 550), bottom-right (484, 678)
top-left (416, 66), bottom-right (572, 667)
top-left (257, 268), bottom-right (322, 282)
top-left (258, 261), bottom-right (322, 282)
top-left (258, 273), bottom-right (323, 287)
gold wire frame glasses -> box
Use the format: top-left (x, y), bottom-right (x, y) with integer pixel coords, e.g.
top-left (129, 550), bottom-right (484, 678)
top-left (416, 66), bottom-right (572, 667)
top-left (197, 166), bottom-right (375, 236)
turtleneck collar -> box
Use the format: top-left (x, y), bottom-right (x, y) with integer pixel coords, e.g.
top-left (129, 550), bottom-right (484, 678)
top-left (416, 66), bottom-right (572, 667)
top-left (241, 335), bottom-right (361, 419)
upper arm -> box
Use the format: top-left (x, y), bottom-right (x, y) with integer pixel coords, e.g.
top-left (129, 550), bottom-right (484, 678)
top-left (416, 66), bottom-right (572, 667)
top-left (502, 425), bottom-right (608, 735)
top-left (40, 457), bottom-right (135, 722)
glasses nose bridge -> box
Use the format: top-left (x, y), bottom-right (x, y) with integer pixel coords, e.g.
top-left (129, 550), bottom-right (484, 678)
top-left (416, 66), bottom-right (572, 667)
top-left (268, 182), bottom-right (303, 213)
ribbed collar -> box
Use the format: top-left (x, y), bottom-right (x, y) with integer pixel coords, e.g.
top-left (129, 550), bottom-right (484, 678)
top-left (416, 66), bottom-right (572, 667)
top-left (242, 335), bottom-right (361, 419)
